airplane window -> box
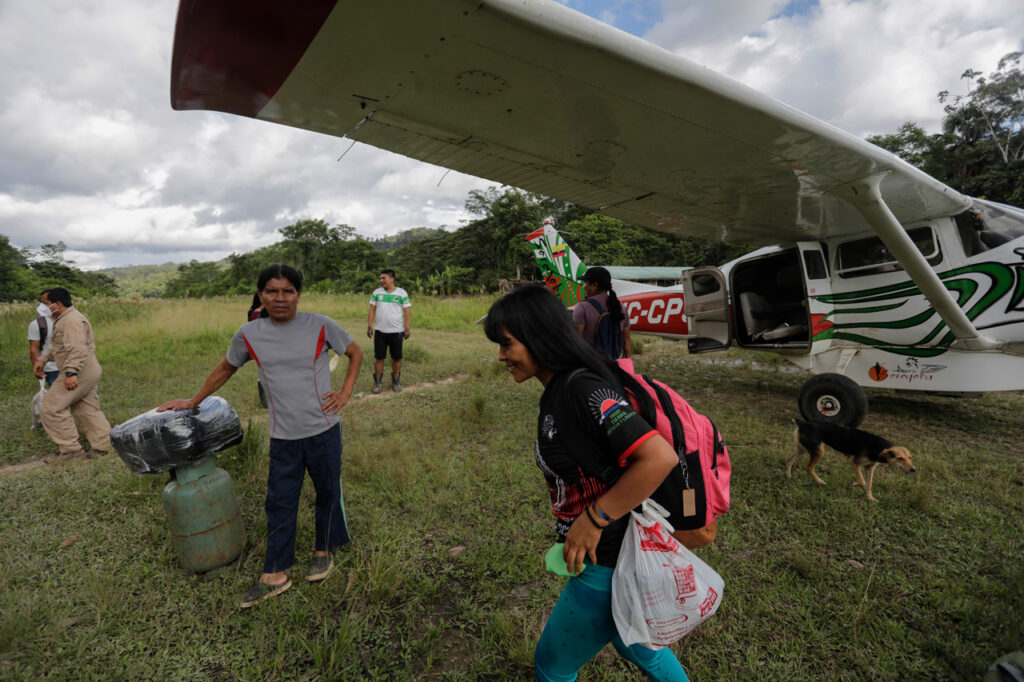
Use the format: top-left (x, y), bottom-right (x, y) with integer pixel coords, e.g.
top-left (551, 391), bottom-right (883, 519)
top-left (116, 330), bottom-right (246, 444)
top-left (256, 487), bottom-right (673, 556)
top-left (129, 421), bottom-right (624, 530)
top-left (802, 250), bottom-right (827, 279)
top-left (691, 273), bottom-right (721, 296)
top-left (836, 227), bottom-right (942, 278)
top-left (955, 200), bottom-right (1024, 257)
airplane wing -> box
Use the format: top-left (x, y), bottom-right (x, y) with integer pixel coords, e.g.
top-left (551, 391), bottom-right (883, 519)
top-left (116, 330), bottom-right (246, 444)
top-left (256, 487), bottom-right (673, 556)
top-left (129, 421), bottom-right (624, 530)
top-left (171, 0), bottom-right (970, 245)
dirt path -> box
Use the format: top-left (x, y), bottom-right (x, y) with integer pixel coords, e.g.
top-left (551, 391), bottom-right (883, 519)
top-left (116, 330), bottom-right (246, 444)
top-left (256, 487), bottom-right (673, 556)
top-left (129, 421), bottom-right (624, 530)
top-left (0, 373), bottom-right (470, 478)
top-left (356, 372), bottom-right (465, 400)
top-left (0, 460), bottom-right (47, 476)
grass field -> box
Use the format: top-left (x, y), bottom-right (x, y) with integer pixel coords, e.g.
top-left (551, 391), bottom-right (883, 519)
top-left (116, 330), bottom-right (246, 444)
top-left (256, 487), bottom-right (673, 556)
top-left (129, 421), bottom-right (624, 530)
top-left (1, 295), bottom-right (1022, 681)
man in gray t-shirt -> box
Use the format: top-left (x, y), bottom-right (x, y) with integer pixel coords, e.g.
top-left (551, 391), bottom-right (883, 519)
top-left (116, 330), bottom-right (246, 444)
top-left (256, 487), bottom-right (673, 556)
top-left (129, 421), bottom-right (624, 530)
top-left (160, 264), bottom-right (362, 608)
top-left (226, 311), bottom-right (354, 439)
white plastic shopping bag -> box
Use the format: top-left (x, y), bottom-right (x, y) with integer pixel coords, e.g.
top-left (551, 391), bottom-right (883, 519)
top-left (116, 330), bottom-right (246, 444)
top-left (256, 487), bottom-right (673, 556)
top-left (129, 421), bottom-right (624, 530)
top-left (30, 379), bottom-right (47, 429)
top-left (612, 499), bottom-right (724, 648)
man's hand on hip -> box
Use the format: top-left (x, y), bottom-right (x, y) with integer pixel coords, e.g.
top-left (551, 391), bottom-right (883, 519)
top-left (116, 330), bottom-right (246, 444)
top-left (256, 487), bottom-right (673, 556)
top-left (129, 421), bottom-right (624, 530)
top-left (322, 389), bottom-right (351, 414)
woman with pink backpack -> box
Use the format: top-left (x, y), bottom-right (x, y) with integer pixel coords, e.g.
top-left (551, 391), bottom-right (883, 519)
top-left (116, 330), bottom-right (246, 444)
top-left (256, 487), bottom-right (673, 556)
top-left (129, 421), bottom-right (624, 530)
top-left (485, 284), bottom-right (689, 682)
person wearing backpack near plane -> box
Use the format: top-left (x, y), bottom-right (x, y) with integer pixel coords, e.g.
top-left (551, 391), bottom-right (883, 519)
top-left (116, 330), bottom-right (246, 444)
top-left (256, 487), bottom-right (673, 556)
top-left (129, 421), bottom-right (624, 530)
top-left (486, 284), bottom-right (689, 682)
top-left (573, 266), bottom-right (632, 360)
top-left (28, 289), bottom-right (59, 388)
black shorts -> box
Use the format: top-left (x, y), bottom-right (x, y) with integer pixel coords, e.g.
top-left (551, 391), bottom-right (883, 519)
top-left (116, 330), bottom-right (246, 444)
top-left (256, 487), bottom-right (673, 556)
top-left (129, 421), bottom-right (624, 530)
top-left (373, 331), bottom-right (404, 360)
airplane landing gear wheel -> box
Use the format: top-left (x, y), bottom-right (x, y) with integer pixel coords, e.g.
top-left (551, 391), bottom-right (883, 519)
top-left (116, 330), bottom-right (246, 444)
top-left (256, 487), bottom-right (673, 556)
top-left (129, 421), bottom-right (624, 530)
top-left (798, 373), bottom-right (868, 427)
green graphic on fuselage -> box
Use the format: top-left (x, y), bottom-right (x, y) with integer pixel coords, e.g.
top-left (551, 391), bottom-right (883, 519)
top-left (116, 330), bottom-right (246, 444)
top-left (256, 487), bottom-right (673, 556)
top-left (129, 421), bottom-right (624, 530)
top-left (812, 260), bottom-right (1024, 357)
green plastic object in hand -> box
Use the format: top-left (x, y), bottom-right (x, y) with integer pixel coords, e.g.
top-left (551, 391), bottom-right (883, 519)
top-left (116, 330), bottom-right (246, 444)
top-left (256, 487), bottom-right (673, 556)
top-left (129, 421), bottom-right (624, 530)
top-left (545, 543), bottom-right (585, 577)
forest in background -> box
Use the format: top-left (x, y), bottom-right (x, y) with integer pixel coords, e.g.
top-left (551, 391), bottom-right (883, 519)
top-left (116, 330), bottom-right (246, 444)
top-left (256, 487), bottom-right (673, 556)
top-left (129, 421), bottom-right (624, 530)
top-left (1, 52), bottom-right (1020, 302)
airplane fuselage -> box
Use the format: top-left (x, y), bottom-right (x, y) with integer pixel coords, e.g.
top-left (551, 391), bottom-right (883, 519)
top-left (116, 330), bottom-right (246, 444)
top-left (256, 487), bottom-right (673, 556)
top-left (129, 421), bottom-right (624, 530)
top-left (620, 290), bottom-right (687, 338)
top-left (685, 199), bottom-right (1024, 395)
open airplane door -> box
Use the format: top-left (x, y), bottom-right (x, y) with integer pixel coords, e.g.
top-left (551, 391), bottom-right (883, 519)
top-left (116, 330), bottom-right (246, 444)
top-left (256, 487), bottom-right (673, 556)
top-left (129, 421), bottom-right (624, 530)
top-left (796, 241), bottom-right (834, 354)
top-left (683, 268), bottom-right (731, 353)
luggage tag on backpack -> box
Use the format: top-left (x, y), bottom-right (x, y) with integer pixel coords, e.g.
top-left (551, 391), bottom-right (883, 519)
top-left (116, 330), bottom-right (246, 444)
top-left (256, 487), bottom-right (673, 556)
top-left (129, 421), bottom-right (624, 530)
top-left (682, 489), bottom-right (697, 517)
top-left (678, 452), bottom-right (696, 517)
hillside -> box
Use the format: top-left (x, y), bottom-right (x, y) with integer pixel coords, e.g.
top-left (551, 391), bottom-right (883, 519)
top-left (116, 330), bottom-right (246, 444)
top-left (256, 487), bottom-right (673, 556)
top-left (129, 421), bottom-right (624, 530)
top-left (97, 262), bottom-right (179, 298)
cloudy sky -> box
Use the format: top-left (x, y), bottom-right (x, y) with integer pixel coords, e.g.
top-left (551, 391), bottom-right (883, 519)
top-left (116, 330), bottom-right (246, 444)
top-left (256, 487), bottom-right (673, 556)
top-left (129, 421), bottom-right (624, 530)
top-left (1, 1), bottom-right (1022, 269)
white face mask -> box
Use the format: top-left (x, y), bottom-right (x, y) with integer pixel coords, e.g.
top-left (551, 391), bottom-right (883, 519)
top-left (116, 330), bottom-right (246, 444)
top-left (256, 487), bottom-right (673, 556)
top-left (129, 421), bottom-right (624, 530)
top-left (37, 303), bottom-right (51, 317)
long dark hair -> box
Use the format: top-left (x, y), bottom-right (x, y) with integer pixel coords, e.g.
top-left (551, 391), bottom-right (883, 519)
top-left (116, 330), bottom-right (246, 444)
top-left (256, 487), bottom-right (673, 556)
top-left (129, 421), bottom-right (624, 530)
top-left (583, 266), bottom-right (623, 321)
top-left (484, 285), bottom-right (655, 419)
top-left (486, 285), bottom-right (614, 381)
top-left (248, 292), bottom-right (268, 320)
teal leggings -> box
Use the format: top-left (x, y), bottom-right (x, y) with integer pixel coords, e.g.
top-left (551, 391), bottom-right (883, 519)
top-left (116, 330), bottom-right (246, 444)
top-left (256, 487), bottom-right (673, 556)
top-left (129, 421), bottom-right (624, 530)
top-left (534, 563), bottom-right (689, 681)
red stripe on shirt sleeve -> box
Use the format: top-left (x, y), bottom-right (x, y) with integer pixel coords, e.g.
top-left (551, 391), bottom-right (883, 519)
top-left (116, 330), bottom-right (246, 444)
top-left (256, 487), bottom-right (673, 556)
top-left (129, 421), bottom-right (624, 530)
top-left (241, 333), bottom-right (261, 367)
top-left (315, 325), bottom-right (326, 359)
top-left (617, 429), bottom-right (658, 467)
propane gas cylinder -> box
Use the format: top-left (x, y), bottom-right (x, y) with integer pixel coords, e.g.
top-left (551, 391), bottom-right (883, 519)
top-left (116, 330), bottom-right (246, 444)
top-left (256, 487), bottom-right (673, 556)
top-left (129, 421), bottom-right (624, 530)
top-left (162, 456), bottom-right (245, 575)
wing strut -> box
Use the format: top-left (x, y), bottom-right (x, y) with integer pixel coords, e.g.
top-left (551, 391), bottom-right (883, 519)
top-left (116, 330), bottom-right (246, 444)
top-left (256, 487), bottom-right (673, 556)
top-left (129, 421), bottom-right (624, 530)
top-left (837, 174), bottom-right (1002, 351)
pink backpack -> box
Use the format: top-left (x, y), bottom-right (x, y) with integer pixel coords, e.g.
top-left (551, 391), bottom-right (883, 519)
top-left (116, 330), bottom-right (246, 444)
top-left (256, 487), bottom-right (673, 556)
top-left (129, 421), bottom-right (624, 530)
top-left (558, 360), bottom-right (731, 543)
top-left (616, 359), bottom-right (731, 531)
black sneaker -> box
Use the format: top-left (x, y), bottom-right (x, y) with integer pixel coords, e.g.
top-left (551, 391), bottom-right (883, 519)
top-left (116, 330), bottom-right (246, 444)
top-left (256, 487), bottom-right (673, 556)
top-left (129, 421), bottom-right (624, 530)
top-left (307, 554), bottom-right (334, 582)
top-left (240, 578), bottom-right (291, 608)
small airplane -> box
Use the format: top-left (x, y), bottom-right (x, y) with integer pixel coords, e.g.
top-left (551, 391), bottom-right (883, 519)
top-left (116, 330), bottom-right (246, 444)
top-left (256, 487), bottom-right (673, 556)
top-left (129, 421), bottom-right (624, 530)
top-left (526, 219), bottom-right (689, 339)
top-left (169, 0), bottom-right (1024, 426)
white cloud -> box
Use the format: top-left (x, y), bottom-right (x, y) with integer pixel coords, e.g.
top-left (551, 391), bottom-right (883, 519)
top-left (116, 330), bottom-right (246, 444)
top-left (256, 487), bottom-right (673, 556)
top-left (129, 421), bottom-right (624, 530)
top-left (646, 0), bottom-right (1024, 137)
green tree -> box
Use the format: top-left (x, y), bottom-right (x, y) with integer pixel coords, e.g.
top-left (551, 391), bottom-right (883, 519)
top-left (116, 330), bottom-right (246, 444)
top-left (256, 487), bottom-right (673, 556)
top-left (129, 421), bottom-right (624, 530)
top-left (371, 227), bottom-right (448, 251)
top-left (391, 186), bottom-right (550, 292)
top-left (940, 53), bottom-right (1024, 167)
top-left (875, 52), bottom-right (1024, 204)
top-left (558, 214), bottom-right (733, 268)
top-left (387, 233), bottom-right (450, 287)
top-left (163, 260), bottom-right (228, 298)
top-left (98, 263), bottom-right (179, 298)
top-left (277, 219), bottom-right (381, 291)
top-left (224, 251), bottom-right (269, 294)
top-left (23, 240), bottom-right (118, 298)
top-left (77, 271), bottom-right (119, 297)
top-left (0, 234), bottom-right (40, 302)
top-left (464, 186), bottom-right (548, 278)
top-left (867, 122), bottom-right (949, 178)
top-left (278, 219), bottom-right (352, 283)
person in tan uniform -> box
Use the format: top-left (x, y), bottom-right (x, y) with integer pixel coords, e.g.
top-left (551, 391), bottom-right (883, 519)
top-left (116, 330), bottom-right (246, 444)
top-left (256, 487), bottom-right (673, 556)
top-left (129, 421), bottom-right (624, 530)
top-left (33, 287), bottom-right (112, 459)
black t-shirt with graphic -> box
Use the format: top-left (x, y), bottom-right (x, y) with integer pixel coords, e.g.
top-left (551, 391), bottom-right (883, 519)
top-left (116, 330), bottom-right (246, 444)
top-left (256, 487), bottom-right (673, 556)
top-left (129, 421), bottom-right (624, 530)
top-left (536, 369), bottom-right (657, 567)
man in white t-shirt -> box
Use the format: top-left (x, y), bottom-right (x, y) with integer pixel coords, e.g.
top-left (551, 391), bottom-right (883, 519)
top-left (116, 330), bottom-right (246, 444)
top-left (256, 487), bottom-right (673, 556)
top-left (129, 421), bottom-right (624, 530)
top-left (366, 269), bottom-right (411, 393)
top-left (28, 289), bottom-right (59, 387)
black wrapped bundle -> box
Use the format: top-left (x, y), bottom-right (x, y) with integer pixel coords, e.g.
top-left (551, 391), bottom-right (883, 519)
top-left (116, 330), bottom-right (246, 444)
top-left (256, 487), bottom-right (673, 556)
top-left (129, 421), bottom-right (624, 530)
top-left (111, 397), bottom-right (244, 474)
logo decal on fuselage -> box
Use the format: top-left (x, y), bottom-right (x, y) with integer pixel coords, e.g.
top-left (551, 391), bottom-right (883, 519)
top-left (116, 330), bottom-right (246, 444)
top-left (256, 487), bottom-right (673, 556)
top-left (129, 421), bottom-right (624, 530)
top-left (867, 357), bottom-right (947, 383)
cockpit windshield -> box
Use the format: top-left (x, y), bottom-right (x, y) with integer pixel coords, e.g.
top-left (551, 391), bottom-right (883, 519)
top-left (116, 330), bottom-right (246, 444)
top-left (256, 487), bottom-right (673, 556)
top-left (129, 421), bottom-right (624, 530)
top-left (954, 199), bottom-right (1024, 257)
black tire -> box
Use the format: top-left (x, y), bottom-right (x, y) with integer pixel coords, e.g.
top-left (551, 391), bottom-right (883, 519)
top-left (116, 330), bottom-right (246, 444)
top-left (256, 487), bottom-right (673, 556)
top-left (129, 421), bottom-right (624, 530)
top-left (798, 373), bottom-right (868, 427)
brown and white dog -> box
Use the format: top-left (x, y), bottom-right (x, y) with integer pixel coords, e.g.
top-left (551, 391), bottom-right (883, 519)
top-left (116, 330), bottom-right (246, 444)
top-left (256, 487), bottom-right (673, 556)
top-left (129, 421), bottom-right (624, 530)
top-left (787, 419), bottom-right (917, 502)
